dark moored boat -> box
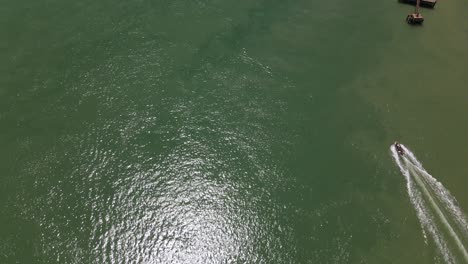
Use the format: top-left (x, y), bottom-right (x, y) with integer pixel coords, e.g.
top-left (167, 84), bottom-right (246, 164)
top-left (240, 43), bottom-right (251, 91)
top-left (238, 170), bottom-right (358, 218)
top-left (407, 13), bottom-right (424, 24)
top-left (406, 0), bottom-right (424, 24)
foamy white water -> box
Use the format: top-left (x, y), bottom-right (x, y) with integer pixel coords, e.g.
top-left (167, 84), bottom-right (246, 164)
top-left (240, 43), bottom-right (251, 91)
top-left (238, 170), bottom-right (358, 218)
top-left (391, 144), bottom-right (468, 263)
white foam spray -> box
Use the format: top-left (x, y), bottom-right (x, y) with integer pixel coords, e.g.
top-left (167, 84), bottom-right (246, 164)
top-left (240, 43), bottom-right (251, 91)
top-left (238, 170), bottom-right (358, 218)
top-left (391, 143), bottom-right (468, 263)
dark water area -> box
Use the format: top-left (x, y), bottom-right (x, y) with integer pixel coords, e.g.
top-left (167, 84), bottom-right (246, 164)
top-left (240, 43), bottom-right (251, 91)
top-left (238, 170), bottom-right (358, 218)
top-left (1, 0), bottom-right (468, 263)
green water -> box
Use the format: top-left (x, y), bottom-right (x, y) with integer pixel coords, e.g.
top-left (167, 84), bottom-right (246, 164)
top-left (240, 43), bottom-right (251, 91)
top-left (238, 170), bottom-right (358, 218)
top-left (1, 0), bottom-right (468, 263)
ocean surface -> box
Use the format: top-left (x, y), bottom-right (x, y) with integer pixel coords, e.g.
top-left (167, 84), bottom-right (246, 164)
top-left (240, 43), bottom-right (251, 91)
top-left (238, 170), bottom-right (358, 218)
top-left (1, 0), bottom-right (468, 263)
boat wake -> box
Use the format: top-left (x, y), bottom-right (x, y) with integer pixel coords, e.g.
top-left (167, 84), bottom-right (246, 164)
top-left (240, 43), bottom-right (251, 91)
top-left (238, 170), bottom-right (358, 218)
top-left (391, 144), bottom-right (468, 263)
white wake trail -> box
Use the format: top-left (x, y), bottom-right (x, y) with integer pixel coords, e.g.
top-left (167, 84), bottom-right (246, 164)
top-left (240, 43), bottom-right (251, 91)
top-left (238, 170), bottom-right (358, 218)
top-left (391, 144), bottom-right (468, 263)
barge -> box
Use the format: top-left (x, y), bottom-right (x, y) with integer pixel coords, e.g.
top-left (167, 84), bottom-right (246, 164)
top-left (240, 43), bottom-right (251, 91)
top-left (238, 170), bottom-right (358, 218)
top-left (399, 0), bottom-right (436, 8)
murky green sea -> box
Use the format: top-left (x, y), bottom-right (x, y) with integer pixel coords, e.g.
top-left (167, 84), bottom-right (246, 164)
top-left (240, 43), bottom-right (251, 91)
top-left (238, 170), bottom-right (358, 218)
top-left (1, 0), bottom-right (468, 263)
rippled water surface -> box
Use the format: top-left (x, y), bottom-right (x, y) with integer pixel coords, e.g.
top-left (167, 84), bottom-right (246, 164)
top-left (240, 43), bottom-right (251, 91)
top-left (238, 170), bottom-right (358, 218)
top-left (1, 0), bottom-right (468, 263)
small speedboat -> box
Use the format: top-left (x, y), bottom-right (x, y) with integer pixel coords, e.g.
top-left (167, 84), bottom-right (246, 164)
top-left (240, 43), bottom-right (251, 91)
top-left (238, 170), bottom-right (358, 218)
top-left (394, 142), bottom-right (405, 156)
